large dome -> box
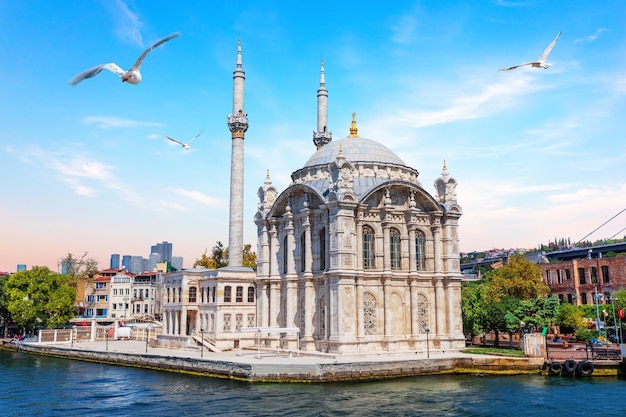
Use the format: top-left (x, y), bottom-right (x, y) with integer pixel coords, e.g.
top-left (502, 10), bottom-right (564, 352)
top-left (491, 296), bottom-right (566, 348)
top-left (304, 136), bottom-right (406, 168)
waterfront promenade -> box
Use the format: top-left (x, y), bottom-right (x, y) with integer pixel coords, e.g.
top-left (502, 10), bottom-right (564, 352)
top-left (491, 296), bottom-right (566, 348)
top-left (4, 338), bottom-right (545, 382)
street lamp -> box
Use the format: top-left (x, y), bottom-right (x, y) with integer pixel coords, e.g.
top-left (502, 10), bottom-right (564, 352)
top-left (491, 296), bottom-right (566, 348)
top-left (146, 325), bottom-right (151, 354)
top-left (123, 295), bottom-right (129, 319)
top-left (423, 325), bottom-right (430, 358)
top-left (200, 327), bottom-right (206, 358)
top-left (594, 286), bottom-right (603, 337)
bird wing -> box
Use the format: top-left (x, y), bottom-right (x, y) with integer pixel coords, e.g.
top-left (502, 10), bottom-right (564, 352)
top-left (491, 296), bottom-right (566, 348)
top-left (163, 134), bottom-right (186, 147)
top-left (539, 32), bottom-right (561, 61)
top-left (498, 62), bottom-right (533, 72)
top-left (68, 63), bottom-right (125, 85)
top-left (131, 32), bottom-right (181, 70)
top-left (186, 129), bottom-right (205, 145)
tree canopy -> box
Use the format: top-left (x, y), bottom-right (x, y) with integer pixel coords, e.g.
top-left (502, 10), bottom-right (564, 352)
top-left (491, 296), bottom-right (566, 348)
top-left (485, 253), bottom-right (549, 301)
top-left (61, 252), bottom-right (99, 286)
top-left (6, 266), bottom-right (76, 330)
top-left (194, 242), bottom-right (257, 269)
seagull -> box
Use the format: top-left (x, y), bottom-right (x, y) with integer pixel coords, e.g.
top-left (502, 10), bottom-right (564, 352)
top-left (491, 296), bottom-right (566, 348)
top-left (163, 129), bottom-right (205, 150)
top-left (69, 32), bottom-right (181, 86)
top-left (499, 32), bottom-right (561, 72)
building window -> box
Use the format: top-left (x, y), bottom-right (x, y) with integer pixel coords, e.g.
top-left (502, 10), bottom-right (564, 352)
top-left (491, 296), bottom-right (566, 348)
top-left (602, 265), bottom-right (610, 283)
top-left (390, 228), bottom-right (401, 270)
top-left (581, 293), bottom-right (588, 305)
top-left (188, 287), bottom-right (197, 303)
top-left (578, 268), bottom-right (586, 285)
top-left (223, 314), bottom-right (231, 332)
top-left (300, 233), bottom-right (306, 273)
top-left (247, 314), bottom-right (255, 327)
top-left (557, 270), bottom-right (563, 284)
top-left (363, 226), bottom-right (375, 270)
top-left (211, 287), bottom-right (216, 303)
top-left (178, 287), bottom-right (182, 303)
top-left (567, 293), bottom-right (573, 304)
top-left (363, 292), bottom-right (377, 335)
top-left (224, 286), bottom-right (232, 303)
top-left (565, 269), bottom-right (571, 281)
top-left (236, 314), bottom-right (243, 331)
top-left (247, 286), bottom-right (255, 303)
top-left (319, 228), bottom-right (326, 271)
top-left (283, 235), bottom-right (289, 275)
top-left (418, 293), bottom-right (429, 331)
top-left (415, 231), bottom-right (425, 271)
top-left (591, 267), bottom-right (597, 284)
top-left (236, 286), bottom-right (243, 302)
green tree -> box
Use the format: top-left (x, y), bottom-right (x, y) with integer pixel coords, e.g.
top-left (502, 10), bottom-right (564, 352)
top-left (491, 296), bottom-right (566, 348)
top-left (485, 253), bottom-right (549, 301)
top-left (194, 242), bottom-right (257, 269)
top-left (556, 302), bottom-right (585, 333)
top-left (7, 266), bottom-right (76, 331)
top-left (0, 274), bottom-right (10, 337)
top-left (461, 282), bottom-right (486, 343)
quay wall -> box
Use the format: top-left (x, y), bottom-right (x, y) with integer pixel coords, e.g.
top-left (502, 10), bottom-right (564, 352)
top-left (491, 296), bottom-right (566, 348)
top-left (0, 341), bottom-right (565, 382)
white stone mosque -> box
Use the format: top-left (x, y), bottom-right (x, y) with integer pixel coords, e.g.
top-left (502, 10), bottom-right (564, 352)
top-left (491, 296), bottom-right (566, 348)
top-left (159, 41), bottom-right (466, 355)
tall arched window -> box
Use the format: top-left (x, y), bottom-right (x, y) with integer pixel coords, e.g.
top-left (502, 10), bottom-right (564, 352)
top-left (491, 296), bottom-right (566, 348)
top-left (224, 286), bottom-right (232, 303)
top-left (319, 227), bottom-right (326, 271)
top-left (188, 287), bottom-right (197, 303)
top-left (363, 292), bottom-right (377, 335)
top-left (390, 228), bottom-right (401, 270)
top-left (247, 286), bottom-right (255, 302)
top-left (415, 231), bottom-right (425, 271)
top-left (236, 286), bottom-right (243, 302)
top-left (300, 232), bottom-right (306, 272)
top-left (282, 235), bottom-right (289, 275)
top-left (363, 226), bottom-right (375, 269)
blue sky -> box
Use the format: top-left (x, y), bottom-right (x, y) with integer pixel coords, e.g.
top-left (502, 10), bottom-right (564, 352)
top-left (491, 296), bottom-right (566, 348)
top-left (2, 0), bottom-right (626, 272)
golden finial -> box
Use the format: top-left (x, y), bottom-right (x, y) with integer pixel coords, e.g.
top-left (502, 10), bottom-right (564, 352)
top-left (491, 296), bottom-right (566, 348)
top-left (266, 169), bottom-right (270, 179)
top-left (339, 144), bottom-right (343, 154)
top-left (443, 160), bottom-right (447, 170)
top-left (348, 112), bottom-right (359, 138)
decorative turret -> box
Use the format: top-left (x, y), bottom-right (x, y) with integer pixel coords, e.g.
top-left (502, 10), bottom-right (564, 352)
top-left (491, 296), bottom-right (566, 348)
top-left (313, 60), bottom-right (332, 149)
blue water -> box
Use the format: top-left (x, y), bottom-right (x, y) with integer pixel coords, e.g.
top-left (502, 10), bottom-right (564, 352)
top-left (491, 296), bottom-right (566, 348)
top-left (1, 350), bottom-right (625, 416)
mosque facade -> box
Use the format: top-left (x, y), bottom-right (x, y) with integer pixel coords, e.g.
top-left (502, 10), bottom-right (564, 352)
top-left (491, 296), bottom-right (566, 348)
top-left (160, 43), bottom-right (466, 355)
top-left (254, 63), bottom-right (466, 354)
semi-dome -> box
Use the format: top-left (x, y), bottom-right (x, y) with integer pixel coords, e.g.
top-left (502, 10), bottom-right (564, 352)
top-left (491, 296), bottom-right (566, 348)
top-left (304, 136), bottom-right (406, 168)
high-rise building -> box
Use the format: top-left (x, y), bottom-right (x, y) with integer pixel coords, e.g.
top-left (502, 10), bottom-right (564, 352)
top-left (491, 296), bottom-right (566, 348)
top-left (17, 264), bottom-right (26, 272)
top-left (171, 256), bottom-right (183, 271)
top-left (130, 256), bottom-right (144, 274)
top-left (110, 254), bottom-right (120, 269)
top-left (121, 255), bottom-right (131, 271)
top-left (150, 241), bottom-right (173, 263)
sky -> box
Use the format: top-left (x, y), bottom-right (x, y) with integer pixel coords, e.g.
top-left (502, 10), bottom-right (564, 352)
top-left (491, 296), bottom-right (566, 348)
top-left (2, 0), bottom-right (626, 273)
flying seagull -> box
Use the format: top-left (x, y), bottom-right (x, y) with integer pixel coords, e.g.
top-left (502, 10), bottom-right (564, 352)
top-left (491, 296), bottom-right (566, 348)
top-left (69, 32), bottom-right (181, 86)
top-left (164, 129), bottom-right (205, 150)
top-left (499, 32), bottom-right (561, 72)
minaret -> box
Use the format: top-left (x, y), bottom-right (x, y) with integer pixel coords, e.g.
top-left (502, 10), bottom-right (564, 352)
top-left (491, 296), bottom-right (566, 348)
top-left (312, 59), bottom-right (332, 149)
top-left (227, 39), bottom-right (249, 268)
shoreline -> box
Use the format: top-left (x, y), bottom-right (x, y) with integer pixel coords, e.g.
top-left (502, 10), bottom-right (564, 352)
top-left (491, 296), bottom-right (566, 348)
top-left (2, 339), bottom-right (564, 382)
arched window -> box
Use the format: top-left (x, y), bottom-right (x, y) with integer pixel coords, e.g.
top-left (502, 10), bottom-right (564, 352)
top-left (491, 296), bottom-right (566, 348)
top-left (236, 286), bottom-right (243, 302)
top-left (416, 231), bottom-right (425, 271)
top-left (363, 292), bottom-right (377, 335)
top-left (188, 287), bottom-right (197, 303)
top-left (178, 287), bottom-right (182, 303)
top-left (167, 288), bottom-right (170, 303)
top-left (300, 232), bottom-right (306, 272)
top-left (363, 226), bottom-right (375, 269)
top-left (224, 286), bottom-right (232, 303)
top-left (417, 293), bottom-right (429, 330)
top-left (319, 227), bottom-right (326, 271)
top-left (247, 286), bottom-right (255, 302)
top-left (282, 235), bottom-right (288, 275)
top-left (390, 228), bottom-right (401, 270)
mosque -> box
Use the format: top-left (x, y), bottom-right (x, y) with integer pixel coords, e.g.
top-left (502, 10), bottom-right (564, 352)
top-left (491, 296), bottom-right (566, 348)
top-left (159, 41), bottom-right (466, 355)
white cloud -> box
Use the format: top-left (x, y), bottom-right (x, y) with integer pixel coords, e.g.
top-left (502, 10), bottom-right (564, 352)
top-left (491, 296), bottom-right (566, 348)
top-left (82, 116), bottom-right (164, 129)
top-left (390, 15), bottom-right (417, 45)
top-left (111, 0), bottom-right (144, 47)
top-left (395, 74), bottom-right (545, 128)
top-left (574, 28), bottom-right (606, 44)
top-left (171, 188), bottom-right (224, 207)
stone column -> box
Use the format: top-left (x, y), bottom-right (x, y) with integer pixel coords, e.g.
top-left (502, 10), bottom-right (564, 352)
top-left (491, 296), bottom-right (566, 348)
top-left (408, 227), bottom-right (417, 272)
top-left (304, 279), bottom-right (314, 340)
top-left (269, 281), bottom-right (279, 327)
top-left (181, 307), bottom-right (188, 336)
top-left (410, 279), bottom-right (418, 337)
top-left (356, 277), bottom-right (364, 338)
top-left (435, 279), bottom-right (445, 336)
top-left (383, 225), bottom-right (391, 271)
top-left (383, 278), bottom-right (391, 337)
